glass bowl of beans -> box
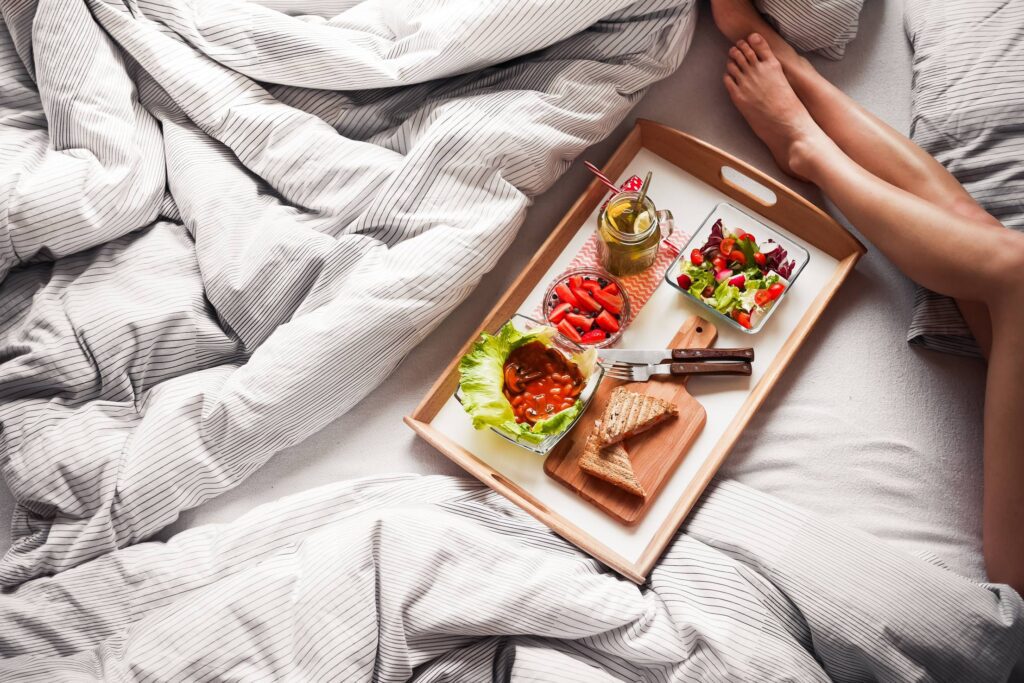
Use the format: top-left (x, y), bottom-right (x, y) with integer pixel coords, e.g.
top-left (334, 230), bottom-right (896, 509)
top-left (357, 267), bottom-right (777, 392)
top-left (454, 314), bottom-right (605, 455)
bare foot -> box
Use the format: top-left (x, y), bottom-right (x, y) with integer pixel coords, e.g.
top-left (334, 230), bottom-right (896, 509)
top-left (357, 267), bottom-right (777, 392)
top-left (722, 34), bottom-right (831, 179)
top-left (710, 0), bottom-right (818, 94)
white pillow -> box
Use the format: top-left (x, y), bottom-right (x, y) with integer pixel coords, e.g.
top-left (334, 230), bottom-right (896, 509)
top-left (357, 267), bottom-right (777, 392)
top-left (755, 0), bottom-right (866, 59)
top-left (905, 0), bottom-right (1024, 357)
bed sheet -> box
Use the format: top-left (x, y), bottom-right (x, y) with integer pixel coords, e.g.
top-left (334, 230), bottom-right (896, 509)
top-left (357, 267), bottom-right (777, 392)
top-left (0, 0), bottom-right (987, 581)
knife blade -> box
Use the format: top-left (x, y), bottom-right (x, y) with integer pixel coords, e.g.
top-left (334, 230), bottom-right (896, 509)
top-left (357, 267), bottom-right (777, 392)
top-left (598, 347), bottom-right (754, 364)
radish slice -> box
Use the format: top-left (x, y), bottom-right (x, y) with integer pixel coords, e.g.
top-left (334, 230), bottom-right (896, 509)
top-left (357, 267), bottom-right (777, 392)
top-left (715, 269), bottom-right (732, 283)
top-left (728, 274), bottom-right (745, 287)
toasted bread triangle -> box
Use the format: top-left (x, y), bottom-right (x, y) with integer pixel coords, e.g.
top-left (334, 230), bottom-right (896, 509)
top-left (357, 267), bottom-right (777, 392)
top-left (596, 387), bottom-right (678, 446)
top-left (578, 422), bottom-right (645, 497)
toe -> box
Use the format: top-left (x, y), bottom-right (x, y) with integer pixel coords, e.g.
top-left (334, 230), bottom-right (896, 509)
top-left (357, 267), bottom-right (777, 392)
top-left (723, 73), bottom-right (739, 97)
top-left (726, 61), bottom-right (743, 82)
top-left (748, 32), bottom-right (773, 61)
top-left (729, 46), bottom-right (747, 67)
top-left (737, 39), bottom-right (757, 64)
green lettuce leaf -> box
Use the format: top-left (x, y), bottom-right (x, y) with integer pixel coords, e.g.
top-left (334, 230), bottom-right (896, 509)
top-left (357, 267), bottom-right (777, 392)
top-left (681, 261), bottom-right (715, 299)
top-left (712, 282), bottom-right (742, 314)
top-left (457, 322), bottom-right (589, 445)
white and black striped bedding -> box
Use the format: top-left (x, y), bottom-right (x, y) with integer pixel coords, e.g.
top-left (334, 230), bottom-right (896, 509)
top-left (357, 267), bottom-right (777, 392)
top-left (905, 0), bottom-right (1024, 357)
top-left (0, 0), bottom-right (697, 585)
top-left (757, 0), bottom-right (865, 59)
top-left (1, 475), bottom-right (1021, 680)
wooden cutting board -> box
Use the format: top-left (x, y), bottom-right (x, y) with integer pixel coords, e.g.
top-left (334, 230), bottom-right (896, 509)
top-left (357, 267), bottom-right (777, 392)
top-left (544, 316), bottom-right (716, 525)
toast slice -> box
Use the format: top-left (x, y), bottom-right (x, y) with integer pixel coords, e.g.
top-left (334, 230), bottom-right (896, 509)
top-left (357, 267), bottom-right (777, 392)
top-left (596, 387), bottom-right (678, 445)
top-left (578, 421), bottom-right (646, 498)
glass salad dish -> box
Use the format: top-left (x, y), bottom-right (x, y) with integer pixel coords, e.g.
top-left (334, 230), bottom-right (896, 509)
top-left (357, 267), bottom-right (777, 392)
top-left (664, 202), bottom-right (810, 334)
top-left (454, 314), bottom-right (604, 455)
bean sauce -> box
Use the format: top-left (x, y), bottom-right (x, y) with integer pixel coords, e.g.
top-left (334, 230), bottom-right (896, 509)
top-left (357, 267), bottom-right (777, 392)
top-left (503, 341), bottom-right (584, 424)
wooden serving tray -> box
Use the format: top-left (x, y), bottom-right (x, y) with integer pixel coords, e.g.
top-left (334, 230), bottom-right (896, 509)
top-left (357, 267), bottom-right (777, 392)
top-left (545, 316), bottom-right (715, 525)
top-left (406, 120), bottom-right (865, 583)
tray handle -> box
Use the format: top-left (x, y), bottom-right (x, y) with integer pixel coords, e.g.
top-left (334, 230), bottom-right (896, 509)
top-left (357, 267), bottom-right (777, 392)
top-left (720, 165), bottom-right (778, 207)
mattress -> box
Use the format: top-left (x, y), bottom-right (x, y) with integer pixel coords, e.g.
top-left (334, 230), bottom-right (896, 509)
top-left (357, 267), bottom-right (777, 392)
top-left (0, 0), bottom-right (987, 582)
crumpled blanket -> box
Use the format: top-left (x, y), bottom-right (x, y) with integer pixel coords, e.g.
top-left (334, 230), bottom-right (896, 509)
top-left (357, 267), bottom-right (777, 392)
top-left (0, 0), bottom-right (696, 585)
top-left (1, 475), bottom-right (1020, 681)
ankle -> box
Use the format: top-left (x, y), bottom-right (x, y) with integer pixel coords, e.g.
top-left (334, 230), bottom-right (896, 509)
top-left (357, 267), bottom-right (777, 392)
top-left (786, 132), bottom-right (831, 181)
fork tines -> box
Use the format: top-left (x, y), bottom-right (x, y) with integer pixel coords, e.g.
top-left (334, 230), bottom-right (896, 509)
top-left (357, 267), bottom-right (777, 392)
top-left (604, 361), bottom-right (638, 381)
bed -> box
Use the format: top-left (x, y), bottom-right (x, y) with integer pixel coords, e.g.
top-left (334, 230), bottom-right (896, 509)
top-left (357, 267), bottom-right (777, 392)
top-left (151, 0), bottom-right (987, 580)
top-left (0, 0), bottom-right (1019, 678)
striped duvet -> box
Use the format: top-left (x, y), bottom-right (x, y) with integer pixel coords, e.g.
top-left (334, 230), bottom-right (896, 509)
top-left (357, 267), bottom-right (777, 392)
top-left (0, 0), bottom-right (696, 585)
top-left (1, 475), bottom-right (1021, 680)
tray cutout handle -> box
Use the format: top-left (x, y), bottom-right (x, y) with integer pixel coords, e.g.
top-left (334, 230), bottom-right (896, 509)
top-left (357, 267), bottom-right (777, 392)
top-left (721, 166), bottom-right (777, 207)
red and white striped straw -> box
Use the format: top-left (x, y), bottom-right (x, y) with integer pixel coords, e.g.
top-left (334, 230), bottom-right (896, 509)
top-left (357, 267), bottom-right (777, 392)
top-left (583, 161), bottom-right (620, 194)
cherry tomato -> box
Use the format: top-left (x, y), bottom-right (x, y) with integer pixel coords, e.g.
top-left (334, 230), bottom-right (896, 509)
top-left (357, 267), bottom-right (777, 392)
top-left (712, 256), bottom-right (728, 271)
top-left (768, 282), bottom-right (786, 300)
top-left (732, 310), bottom-right (752, 329)
top-left (676, 273), bottom-right (692, 289)
top-left (741, 233), bottom-right (757, 243)
top-left (753, 252), bottom-right (767, 268)
top-left (729, 249), bottom-right (747, 265)
top-left (719, 238), bottom-right (735, 255)
top-left (690, 249), bottom-right (704, 266)
top-left (754, 289), bottom-right (772, 307)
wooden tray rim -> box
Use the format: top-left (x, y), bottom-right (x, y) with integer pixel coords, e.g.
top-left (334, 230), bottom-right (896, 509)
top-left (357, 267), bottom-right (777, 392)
top-left (406, 119), bottom-right (865, 583)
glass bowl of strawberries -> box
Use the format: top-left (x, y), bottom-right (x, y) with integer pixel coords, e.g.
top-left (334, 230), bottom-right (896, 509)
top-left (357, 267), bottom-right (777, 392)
top-left (543, 268), bottom-right (631, 348)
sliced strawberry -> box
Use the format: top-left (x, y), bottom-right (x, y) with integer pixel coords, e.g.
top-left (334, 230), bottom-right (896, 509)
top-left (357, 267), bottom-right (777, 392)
top-left (565, 312), bottom-right (593, 331)
top-left (580, 279), bottom-right (602, 295)
top-left (568, 275), bottom-right (583, 290)
top-left (557, 319), bottom-right (583, 343)
top-left (591, 288), bottom-right (623, 314)
top-left (580, 329), bottom-right (607, 344)
top-left (602, 282), bottom-right (620, 296)
top-left (548, 301), bottom-right (572, 324)
top-left (554, 283), bottom-right (579, 307)
top-left (595, 310), bottom-right (620, 334)
top-left (573, 287), bottom-right (602, 313)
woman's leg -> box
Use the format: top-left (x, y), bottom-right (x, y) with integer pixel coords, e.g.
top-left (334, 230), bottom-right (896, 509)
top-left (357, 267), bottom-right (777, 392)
top-left (710, 0), bottom-right (996, 353)
top-left (722, 34), bottom-right (1024, 592)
